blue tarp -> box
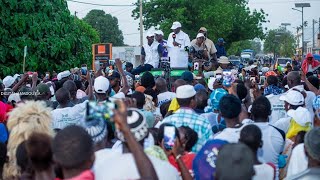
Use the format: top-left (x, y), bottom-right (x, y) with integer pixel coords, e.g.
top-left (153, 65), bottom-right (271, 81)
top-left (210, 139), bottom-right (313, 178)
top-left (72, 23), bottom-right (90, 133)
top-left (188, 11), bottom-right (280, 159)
top-left (313, 54), bottom-right (320, 61)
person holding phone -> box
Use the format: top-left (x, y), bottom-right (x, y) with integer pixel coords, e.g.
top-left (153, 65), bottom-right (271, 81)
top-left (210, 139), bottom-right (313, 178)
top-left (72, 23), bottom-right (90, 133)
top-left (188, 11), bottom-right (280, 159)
top-left (159, 124), bottom-right (193, 180)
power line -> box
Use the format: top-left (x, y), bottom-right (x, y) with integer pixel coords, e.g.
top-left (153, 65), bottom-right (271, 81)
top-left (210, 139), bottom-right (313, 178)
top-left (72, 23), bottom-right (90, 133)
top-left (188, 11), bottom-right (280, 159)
top-left (67, 0), bottom-right (135, 7)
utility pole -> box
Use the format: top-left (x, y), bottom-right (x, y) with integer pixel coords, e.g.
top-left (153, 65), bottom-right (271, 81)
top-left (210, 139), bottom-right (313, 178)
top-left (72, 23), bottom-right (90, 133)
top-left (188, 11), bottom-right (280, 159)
top-left (139, 0), bottom-right (143, 47)
top-left (313, 19), bottom-right (317, 52)
top-left (74, 11), bottom-right (78, 18)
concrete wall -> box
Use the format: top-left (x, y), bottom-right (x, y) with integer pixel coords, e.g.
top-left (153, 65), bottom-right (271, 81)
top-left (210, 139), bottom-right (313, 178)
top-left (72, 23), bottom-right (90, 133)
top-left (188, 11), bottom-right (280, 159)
top-left (112, 46), bottom-right (141, 67)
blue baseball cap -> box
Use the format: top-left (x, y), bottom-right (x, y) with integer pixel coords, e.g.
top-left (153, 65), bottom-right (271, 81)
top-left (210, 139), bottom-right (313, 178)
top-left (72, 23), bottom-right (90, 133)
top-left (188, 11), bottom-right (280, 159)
top-left (194, 83), bottom-right (206, 92)
top-left (218, 38), bottom-right (225, 43)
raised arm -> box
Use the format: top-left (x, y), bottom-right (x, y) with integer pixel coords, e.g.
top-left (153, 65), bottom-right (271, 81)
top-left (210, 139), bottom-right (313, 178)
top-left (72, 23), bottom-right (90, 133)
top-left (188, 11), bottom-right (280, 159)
top-left (115, 58), bottom-right (130, 95)
top-left (301, 72), bottom-right (319, 95)
top-left (114, 100), bottom-right (158, 180)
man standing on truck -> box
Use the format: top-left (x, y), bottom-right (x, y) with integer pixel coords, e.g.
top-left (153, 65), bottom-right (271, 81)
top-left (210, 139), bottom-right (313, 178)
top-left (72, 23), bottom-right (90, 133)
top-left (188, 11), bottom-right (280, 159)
top-left (132, 32), bottom-right (163, 75)
top-left (167, 21), bottom-right (191, 68)
top-left (215, 38), bottom-right (227, 58)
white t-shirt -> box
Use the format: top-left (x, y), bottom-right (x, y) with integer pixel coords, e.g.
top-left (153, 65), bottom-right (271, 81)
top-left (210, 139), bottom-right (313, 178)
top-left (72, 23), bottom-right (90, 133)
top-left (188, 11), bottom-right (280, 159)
top-left (289, 85), bottom-right (316, 124)
top-left (213, 126), bottom-right (245, 143)
top-left (266, 94), bottom-right (286, 124)
top-left (253, 163), bottom-right (275, 180)
top-left (93, 149), bottom-right (180, 180)
top-left (254, 123), bottom-right (284, 167)
top-left (273, 117), bottom-right (291, 133)
top-left (286, 143), bottom-right (308, 178)
top-left (167, 31), bottom-right (191, 68)
top-left (157, 92), bottom-right (176, 107)
top-left (51, 100), bottom-right (88, 130)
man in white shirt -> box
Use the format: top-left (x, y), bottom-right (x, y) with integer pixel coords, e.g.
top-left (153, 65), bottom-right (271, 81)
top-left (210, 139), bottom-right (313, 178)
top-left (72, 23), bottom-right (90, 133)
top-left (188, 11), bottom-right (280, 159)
top-left (132, 32), bottom-right (163, 75)
top-left (94, 108), bottom-right (179, 180)
top-left (213, 94), bottom-right (244, 143)
top-left (167, 21), bottom-right (191, 68)
top-left (155, 77), bottom-right (176, 107)
top-left (287, 71), bottom-right (316, 123)
top-left (51, 87), bottom-right (88, 130)
top-left (250, 96), bottom-right (285, 179)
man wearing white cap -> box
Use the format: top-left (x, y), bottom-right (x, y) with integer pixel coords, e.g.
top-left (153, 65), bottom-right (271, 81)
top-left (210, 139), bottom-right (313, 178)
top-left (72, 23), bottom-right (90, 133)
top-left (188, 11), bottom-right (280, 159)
top-left (132, 31), bottom-right (163, 75)
top-left (167, 21), bottom-right (191, 68)
top-left (191, 27), bottom-right (217, 62)
top-left (154, 30), bottom-right (168, 58)
top-left (161, 85), bottom-right (213, 152)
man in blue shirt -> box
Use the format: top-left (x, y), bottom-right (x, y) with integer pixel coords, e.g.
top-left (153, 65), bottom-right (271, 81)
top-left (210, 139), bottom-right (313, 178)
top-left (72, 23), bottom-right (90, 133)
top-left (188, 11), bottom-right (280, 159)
top-left (215, 38), bottom-right (227, 58)
top-left (155, 30), bottom-right (168, 58)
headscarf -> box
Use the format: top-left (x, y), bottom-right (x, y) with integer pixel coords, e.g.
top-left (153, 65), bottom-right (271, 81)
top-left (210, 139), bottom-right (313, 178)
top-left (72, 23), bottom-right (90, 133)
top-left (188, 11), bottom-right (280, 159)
top-left (205, 88), bottom-right (228, 113)
top-left (302, 53), bottom-right (320, 74)
top-left (264, 85), bottom-right (283, 96)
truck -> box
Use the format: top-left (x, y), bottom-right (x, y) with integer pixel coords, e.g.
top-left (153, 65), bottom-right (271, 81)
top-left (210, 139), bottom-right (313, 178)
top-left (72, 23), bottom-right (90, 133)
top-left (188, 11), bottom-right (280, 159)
top-left (240, 49), bottom-right (255, 65)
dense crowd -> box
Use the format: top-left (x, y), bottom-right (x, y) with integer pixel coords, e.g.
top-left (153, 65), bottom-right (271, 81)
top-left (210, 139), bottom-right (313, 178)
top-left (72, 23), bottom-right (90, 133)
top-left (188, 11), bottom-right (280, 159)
top-left (0, 22), bottom-right (320, 180)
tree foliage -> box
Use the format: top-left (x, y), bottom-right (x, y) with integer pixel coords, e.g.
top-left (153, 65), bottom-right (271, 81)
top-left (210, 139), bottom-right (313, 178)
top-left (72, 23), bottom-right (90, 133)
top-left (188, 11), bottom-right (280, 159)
top-left (0, 0), bottom-right (99, 77)
top-left (132, 0), bottom-right (267, 47)
top-left (228, 40), bottom-right (251, 56)
top-left (264, 28), bottom-right (295, 57)
top-left (83, 10), bottom-right (124, 46)
top-left (228, 40), bottom-right (262, 56)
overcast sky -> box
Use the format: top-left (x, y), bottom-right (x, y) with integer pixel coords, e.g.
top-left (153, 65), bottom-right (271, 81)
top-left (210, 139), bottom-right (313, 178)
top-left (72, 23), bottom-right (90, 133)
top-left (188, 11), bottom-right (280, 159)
top-left (67, 0), bottom-right (320, 46)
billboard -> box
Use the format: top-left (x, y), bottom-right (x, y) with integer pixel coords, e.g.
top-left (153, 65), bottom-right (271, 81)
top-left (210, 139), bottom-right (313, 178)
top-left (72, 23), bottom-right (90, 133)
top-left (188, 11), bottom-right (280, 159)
top-left (92, 43), bottom-right (112, 70)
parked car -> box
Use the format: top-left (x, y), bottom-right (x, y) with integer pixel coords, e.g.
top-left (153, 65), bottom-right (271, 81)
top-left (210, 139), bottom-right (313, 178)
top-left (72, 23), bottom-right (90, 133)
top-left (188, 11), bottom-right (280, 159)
top-left (274, 57), bottom-right (292, 71)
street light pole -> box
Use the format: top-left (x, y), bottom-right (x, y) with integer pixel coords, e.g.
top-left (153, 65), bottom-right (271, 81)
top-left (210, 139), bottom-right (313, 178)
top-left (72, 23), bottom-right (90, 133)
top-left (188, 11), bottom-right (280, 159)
top-left (293, 3), bottom-right (311, 57)
top-left (302, 7), bottom-right (304, 55)
top-left (139, 0), bottom-right (143, 47)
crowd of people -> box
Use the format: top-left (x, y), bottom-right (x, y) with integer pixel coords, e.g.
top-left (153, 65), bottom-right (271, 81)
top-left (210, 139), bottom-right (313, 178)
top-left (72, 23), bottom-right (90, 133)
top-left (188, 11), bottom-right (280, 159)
top-left (0, 21), bottom-right (320, 180)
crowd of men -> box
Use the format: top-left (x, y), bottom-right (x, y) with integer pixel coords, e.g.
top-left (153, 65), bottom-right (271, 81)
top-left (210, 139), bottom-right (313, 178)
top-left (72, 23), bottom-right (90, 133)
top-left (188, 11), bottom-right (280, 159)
top-left (0, 21), bottom-right (320, 180)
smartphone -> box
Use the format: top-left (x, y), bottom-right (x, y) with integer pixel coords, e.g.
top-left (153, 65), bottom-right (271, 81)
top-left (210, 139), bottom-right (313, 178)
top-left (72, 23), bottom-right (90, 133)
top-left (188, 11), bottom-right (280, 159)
top-left (194, 62), bottom-right (199, 70)
top-left (135, 75), bottom-right (141, 83)
top-left (164, 126), bottom-right (176, 150)
top-left (86, 101), bottom-right (116, 121)
top-left (216, 74), bottom-right (222, 80)
top-left (81, 64), bottom-right (88, 75)
top-left (260, 76), bottom-right (266, 86)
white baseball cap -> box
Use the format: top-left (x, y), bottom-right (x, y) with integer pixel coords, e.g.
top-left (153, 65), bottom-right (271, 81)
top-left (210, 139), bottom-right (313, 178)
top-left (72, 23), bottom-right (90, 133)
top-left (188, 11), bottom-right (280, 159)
top-left (176, 85), bottom-right (196, 99)
top-left (57, 70), bottom-right (71, 81)
top-left (196, 33), bottom-right (205, 38)
top-left (3, 76), bottom-right (15, 88)
top-left (280, 90), bottom-right (304, 105)
top-left (8, 93), bottom-right (21, 103)
top-left (94, 76), bottom-right (110, 94)
top-left (146, 31), bottom-right (154, 38)
top-left (155, 30), bottom-right (164, 36)
top-left (170, 21), bottom-right (182, 30)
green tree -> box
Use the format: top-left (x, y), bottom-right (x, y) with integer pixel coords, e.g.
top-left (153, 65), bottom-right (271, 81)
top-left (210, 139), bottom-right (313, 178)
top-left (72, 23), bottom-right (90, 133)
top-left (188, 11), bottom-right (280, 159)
top-left (0, 0), bottom-right (99, 76)
top-left (132, 0), bottom-right (267, 47)
top-left (264, 28), bottom-right (295, 57)
top-left (83, 10), bottom-right (124, 46)
top-left (228, 40), bottom-right (251, 56)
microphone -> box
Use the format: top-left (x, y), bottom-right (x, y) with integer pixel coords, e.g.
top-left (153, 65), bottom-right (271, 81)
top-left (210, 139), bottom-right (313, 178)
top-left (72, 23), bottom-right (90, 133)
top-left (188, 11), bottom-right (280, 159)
top-left (172, 34), bottom-right (176, 42)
